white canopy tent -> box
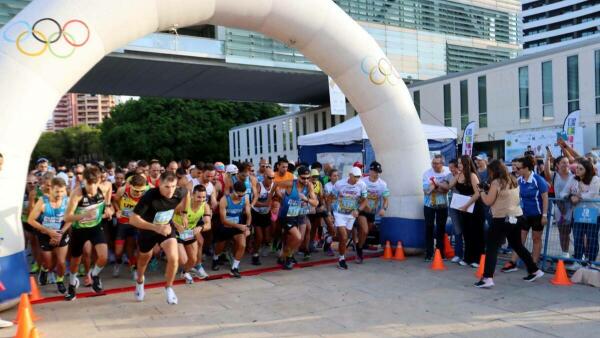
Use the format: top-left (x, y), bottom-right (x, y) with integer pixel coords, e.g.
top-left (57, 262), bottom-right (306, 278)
top-left (298, 116), bottom-right (457, 146)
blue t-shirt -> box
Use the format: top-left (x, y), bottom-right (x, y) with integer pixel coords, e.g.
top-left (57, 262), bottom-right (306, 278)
top-left (518, 173), bottom-right (548, 216)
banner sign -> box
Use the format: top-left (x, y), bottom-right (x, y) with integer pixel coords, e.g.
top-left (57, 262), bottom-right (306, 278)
top-left (563, 110), bottom-right (584, 155)
top-left (461, 122), bottom-right (476, 156)
top-left (505, 127), bottom-right (562, 163)
top-left (329, 77), bottom-right (347, 116)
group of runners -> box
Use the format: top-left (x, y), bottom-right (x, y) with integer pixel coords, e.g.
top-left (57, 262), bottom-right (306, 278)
top-left (22, 157), bottom-right (390, 304)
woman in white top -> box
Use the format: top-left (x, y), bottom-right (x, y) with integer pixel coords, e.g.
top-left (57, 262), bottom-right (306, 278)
top-left (560, 158), bottom-right (600, 269)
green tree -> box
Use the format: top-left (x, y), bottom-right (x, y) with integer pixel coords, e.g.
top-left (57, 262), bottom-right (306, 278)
top-left (31, 125), bottom-right (104, 166)
top-left (101, 98), bottom-right (283, 162)
top-left (101, 98), bottom-right (284, 164)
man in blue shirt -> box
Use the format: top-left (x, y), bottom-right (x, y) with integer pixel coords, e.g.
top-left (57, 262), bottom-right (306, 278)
top-left (502, 156), bottom-right (549, 273)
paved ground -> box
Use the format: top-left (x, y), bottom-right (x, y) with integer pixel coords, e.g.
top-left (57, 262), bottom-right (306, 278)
top-left (1, 252), bottom-right (599, 338)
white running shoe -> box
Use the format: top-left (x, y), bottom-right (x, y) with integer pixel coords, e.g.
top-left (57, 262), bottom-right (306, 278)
top-left (195, 265), bottom-right (209, 279)
top-left (458, 260), bottom-right (468, 266)
top-left (113, 264), bottom-right (121, 278)
top-left (135, 280), bottom-right (145, 302)
top-left (451, 256), bottom-right (461, 263)
top-left (474, 278), bottom-right (494, 288)
top-left (470, 262), bottom-right (479, 268)
top-left (182, 272), bottom-right (194, 284)
top-left (165, 287), bottom-right (178, 305)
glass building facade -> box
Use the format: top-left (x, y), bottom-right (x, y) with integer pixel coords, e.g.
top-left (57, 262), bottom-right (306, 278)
top-left (2, 0), bottom-right (521, 81)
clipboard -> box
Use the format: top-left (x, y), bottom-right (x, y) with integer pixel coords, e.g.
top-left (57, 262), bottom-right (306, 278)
top-left (450, 193), bottom-right (475, 213)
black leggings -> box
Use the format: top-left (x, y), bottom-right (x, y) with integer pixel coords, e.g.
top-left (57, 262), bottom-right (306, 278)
top-left (459, 202), bottom-right (485, 264)
top-left (483, 217), bottom-right (538, 278)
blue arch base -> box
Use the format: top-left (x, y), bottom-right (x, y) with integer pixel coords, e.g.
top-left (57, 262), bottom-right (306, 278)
top-left (380, 217), bottom-right (425, 252)
top-left (0, 250), bottom-right (30, 304)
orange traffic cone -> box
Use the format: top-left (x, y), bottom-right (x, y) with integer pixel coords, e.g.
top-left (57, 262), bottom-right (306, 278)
top-left (382, 241), bottom-right (392, 260)
top-left (29, 327), bottom-right (40, 338)
top-left (393, 241), bottom-right (406, 261)
top-left (443, 234), bottom-right (455, 259)
top-left (550, 260), bottom-right (573, 286)
top-left (14, 306), bottom-right (33, 338)
top-left (430, 249), bottom-right (446, 270)
top-left (474, 254), bottom-right (486, 278)
top-left (28, 276), bottom-right (42, 302)
top-left (14, 293), bottom-right (40, 323)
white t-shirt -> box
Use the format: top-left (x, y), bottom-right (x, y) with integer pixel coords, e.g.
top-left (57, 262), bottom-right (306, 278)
top-left (333, 178), bottom-right (367, 215)
top-left (361, 177), bottom-right (390, 213)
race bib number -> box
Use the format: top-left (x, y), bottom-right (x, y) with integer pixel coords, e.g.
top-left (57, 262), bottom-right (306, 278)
top-left (77, 202), bottom-right (104, 227)
top-left (42, 216), bottom-right (62, 230)
top-left (574, 207), bottom-right (598, 224)
top-left (153, 209), bottom-right (175, 225)
top-left (180, 229), bottom-right (194, 241)
top-left (122, 208), bottom-right (132, 217)
top-left (339, 196), bottom-right (357, 214)
top-left (226, 215), bottom-right (240, 225)
top-left (287, 200), bottom-right (309, 217)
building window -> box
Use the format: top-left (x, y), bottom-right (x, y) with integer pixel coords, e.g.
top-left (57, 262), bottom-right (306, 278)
top-left (259, 126), bottom-right (263, 154)
top-left (246, 129), bottom-right (250, 156)
top-left (443, 83), bottom-right (452, 127)
top-left (313, 113), bottom-right (319, 132)
top-left (478, 76), bottom-right (487, 128)
top-left (460, 80), bottom-right (469, 130)
top-left (519, 66), bottom-right (529, 120)
top-left (413, 90), bottom-right (421, 117)
top-left (322, 111), bottom-right (327, 130)
top-left (596, 51), bottom-right (600, 115)
top-left (542, 61), bottom-right (554, 118)
top-left (237, 131), bottom-right (241, 157)
top-left (331, 114), bottom-right (336, 128)
top-left (272, 124), bottom-right (277, 152)
top-left (302, 116), bottom-right (307, 134)
top-left (232, 132), bottom-right (236, 159)
top-left (253, 127), bottom-right (258, 155)
top-left (288, 119), bottom-right (294, 151)
top-left (282, 121), bottom-right (287, 151)
top-left (267, 124), bottom-right (271, 153)
top-left (597, 123), bottom-right (600, 147)
top-left (295, 117), bottom-right (300, 139)
top-left (340, 114), bottom-right (345, 123)
top-left (567, 55), bottom-right (579, 113)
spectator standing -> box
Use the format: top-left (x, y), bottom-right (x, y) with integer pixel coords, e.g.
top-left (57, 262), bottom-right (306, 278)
top-left (422, 154), bottom-right (450, 261)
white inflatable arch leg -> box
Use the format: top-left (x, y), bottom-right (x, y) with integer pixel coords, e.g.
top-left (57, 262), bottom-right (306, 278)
top-left (0, 0), bottom-right (429, 305)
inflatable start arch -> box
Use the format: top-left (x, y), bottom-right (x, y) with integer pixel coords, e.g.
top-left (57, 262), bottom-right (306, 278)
top-left (0, 0), bottom-right (429, 306)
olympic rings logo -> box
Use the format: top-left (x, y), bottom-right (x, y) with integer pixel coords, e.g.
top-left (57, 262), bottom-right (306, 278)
top-left (2, 18), bottom-right (90, 58)
top-left (361, 56), bottom-right (402, 86)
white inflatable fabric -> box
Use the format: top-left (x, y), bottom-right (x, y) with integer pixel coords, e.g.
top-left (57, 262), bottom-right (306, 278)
top-left (0, 0), bottom-right (429, 305)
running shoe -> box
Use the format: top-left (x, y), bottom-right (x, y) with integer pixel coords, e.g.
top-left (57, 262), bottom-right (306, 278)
top-left (38, 269), bottom-right (48, 286)
top-left (182, 271), bottom-right (194, 284)
top-left (56, 281), bottom-right (67, 294)
top-left (112, 263), bottom-right (121, 278)
top-left (470, 262), bottom-right (479, 268)
top-left (211, 259), bottom-right (220, 271)
top-left (30, 262), bottom-right (40, 274)
top-left (474, 278), bottom-right (494, 288)
top-left (283, 257), bottom-right (294, 270)
top-left (523, 270), bottom-right (544, 282)
top-left (229, 268), bottom-right (241, 278)
top-left (64, 278), bottom-right (79, 301)
top-left (192, 265), bottom-right (209, 279)
top-left (135, 279), bottom-right (145, 302)
top-left (337, 259), bottom-right (348, 270)
top-left (501, 261), bottom-right (518, 273)
top-left (251, 255), bottom-right (261, 266)
top-left (451, 256), bottom-right (461, 263)
top-left (91, 275), bottom-right (103, 293)
top-left (165, 287), bottom-right (178, 305)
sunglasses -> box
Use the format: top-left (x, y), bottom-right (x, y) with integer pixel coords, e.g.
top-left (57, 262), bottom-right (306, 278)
top-left (299, 176), bottom-right (310, 180)
top-left (132, 188), bottom-right (146, 194)
top-left (235, 192), bottom-right (246, 197)
top-left (266, 176), bottom-right (275, 179)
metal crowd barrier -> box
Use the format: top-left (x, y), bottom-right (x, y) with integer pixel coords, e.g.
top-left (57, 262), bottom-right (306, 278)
top-left (540, 197), bottom-right (600, 271)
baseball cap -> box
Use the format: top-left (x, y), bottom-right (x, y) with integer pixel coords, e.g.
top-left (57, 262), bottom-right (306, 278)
top-left (369, 161), bottom-right (382, 173)
top-left (350, 166), bottom-right (362, 177)
top-left (353, 161), bottom-right (363, 169)
top-left (225, 164), bottom-right (238, 174)
top-left (36, 157), bottom-right (49, 164)
top-left (310, 169), bottom-right (320, 177)
top-left (214, 162), bottom-right (225, 172)
top-left (474, 153), bottom-right (488, 161)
